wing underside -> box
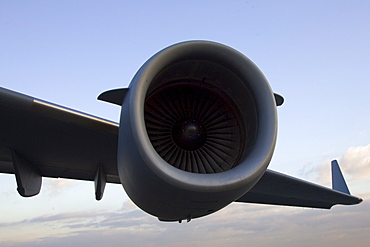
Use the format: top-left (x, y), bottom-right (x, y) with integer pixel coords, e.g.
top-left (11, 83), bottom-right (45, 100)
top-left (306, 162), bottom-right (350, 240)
top-left (0, 87), bottom-right (120, 185)
top-left (0, 87), bottom-right (362, 207)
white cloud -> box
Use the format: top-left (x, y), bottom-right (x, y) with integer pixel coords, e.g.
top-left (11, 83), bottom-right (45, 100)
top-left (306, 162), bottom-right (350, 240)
top-left (43, 178), bottom-right (76, 196)
top-left (297, 144), bottom-right (370, 195)
top-left (340, 144), bottom-right (370, 181)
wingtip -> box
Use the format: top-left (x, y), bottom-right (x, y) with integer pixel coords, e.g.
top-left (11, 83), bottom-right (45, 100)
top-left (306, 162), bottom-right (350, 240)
top-left (331, 160), bottom-right (351, 195)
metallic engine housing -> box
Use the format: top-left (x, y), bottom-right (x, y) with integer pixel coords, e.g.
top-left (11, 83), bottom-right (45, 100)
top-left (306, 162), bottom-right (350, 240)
top-left (117, 41), bottom-right (277, 221)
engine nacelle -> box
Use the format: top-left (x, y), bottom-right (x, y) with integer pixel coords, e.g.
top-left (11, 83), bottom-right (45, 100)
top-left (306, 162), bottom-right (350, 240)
top-left (117, 41), bottom-right (277, 221)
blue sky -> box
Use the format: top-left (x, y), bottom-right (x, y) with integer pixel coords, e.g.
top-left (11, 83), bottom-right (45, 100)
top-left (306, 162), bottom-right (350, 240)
top-left (1, 1), bottom-right (370, 246)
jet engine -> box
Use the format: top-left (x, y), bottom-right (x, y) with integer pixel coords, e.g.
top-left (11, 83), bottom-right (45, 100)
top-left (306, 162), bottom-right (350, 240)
top-left (117, 41), bottom-right (277, 222)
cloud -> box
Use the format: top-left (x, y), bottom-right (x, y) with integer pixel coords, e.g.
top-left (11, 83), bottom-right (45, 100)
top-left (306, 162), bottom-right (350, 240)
top-left (42, 178), bottom-right (77, 196)
top-left (298, 144), bottom-right (370, 191)
top-left (340, 144), bottom-right (370, 181)
top-left (1, 200), bottom-right (369, 247)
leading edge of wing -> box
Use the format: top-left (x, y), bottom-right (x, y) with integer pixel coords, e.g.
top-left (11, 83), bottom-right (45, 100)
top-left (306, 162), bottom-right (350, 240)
top-left (0, 87), bottom-right (120, 184)
top-left (235, 169), bottom-right (363, 209)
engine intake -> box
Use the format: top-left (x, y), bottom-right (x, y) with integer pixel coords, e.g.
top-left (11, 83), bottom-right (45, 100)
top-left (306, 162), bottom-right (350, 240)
top-left (142, 50), bottom-right (263, 176)
top-left (117, 41), bottom-right (277, 221)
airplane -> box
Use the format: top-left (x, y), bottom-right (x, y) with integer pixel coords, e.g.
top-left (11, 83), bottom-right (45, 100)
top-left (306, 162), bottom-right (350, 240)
top-left (0, 41), bottom-right (363, 223)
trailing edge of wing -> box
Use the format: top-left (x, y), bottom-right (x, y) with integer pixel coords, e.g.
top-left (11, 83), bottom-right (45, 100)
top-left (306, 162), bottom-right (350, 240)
top-left (236, 169), bottom-right (362, 209)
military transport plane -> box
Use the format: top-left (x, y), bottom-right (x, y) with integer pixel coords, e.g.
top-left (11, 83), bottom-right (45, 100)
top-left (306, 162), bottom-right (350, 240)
top-left (0, 41), bottom-right (362, 223)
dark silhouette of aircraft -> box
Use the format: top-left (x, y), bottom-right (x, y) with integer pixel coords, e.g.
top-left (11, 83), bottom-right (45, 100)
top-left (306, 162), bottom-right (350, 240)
top-left (0, 41), bottom-right (362, 223)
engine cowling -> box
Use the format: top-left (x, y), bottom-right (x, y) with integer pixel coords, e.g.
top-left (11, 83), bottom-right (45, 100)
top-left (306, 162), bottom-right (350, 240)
top-left (117, 41), bottom-right (277, 221)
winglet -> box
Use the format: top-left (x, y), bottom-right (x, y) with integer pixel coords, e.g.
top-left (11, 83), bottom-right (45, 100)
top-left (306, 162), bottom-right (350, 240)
top-left (331, 160), bottom-right (351, 195)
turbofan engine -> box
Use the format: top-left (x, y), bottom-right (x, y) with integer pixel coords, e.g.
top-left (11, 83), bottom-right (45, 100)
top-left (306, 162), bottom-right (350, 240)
top-left (116, 41), bottom-right (277, 222)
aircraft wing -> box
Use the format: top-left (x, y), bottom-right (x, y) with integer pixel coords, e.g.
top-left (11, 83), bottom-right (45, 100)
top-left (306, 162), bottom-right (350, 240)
top-left (0, 87), bottom-right (362, 208)
top-left (236, 169), bottom-right (362, 209)
top-left (0, 87), bottom-right (121, 196)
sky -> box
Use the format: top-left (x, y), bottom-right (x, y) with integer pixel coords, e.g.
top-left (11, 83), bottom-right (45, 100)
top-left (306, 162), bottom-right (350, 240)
top-left (1, 1), bottom-right (370, 246)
